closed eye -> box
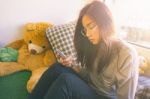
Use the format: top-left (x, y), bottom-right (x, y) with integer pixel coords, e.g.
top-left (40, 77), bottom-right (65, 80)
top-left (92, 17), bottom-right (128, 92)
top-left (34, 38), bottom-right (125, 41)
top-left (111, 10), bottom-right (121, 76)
top-left (87, 23), bottom-right (97, 30)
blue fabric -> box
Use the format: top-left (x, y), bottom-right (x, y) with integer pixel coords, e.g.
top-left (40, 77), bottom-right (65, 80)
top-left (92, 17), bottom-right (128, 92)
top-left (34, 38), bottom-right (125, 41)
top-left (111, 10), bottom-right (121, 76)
top-left (29, 63), bottom-right (110, 99)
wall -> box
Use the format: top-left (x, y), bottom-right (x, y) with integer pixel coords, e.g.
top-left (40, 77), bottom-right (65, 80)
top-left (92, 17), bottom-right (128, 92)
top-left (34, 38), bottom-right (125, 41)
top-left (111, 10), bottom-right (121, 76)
top-left (0, 0), bottom-right (88, 47)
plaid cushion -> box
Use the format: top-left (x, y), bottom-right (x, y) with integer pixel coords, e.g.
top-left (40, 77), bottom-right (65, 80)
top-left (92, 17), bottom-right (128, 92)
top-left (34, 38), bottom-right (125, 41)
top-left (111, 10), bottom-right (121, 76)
top-left (46, 21), bottom-right (78, 65)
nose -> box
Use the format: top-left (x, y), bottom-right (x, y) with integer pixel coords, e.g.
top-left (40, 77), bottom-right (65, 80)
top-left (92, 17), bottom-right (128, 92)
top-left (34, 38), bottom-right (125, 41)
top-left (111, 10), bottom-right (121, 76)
top-left (30, 49), bottom-right (37, 54)
top-left (85, 30), bottom-right (91, 37)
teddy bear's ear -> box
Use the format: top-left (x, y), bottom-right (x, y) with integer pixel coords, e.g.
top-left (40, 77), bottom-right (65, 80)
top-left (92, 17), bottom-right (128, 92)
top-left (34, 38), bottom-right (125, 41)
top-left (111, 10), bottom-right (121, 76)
top-left (36, 22), bottom-right (53, 32)
top-left (5, 39), bottom-right (25, 50)
top-left (25, 23), bottom-right (36, 31)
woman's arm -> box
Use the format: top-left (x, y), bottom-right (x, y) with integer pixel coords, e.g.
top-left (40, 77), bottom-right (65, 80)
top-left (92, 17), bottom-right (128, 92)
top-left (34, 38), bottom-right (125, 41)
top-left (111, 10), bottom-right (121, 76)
top-left (115, 48), bottom-right (139, 99)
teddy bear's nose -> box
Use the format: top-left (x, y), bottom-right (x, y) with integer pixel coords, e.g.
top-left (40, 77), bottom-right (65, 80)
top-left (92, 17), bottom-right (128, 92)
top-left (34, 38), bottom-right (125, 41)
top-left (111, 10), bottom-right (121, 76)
top-left (30, 49), bottom-right (37, 54)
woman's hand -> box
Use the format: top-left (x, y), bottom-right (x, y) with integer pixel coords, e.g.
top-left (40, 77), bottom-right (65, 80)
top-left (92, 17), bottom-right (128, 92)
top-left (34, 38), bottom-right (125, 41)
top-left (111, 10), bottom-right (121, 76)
top-left (59, 55), bottom-right (74, 67)
top-left (57, 53), bottom-right (81, 72)
top-left (59, 56), bottom-right (81, 72)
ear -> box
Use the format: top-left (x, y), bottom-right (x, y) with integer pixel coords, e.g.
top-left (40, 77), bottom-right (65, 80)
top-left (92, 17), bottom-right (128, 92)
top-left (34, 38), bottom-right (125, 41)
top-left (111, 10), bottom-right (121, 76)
top-left (36, 22), bottom-right (53, 32)
top-left (5, 39), bottom-right (25, 50)
top-left (25, 23), bottom-right (36, 31)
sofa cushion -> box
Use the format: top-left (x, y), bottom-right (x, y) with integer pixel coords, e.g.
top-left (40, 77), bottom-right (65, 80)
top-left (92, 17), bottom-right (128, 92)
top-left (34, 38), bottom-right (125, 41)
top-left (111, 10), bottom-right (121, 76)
top-left (0, 71), bottom-right (31, 99)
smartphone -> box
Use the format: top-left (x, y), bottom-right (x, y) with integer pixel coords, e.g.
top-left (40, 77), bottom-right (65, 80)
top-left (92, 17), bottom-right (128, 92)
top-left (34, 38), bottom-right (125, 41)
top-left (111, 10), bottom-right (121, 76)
top-left (55, 49), bottom-right (66, 58)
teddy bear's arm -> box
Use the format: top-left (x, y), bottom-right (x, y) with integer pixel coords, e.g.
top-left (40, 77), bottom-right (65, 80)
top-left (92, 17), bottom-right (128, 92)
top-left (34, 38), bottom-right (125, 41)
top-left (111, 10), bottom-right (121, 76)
top-left (44, 50), bottom-right (56, 66)
top-left (0, 62), bottom-right (27, 76)
top-left (17, 44), bottom-right (30, 64)
top-left (27, 67), bottom-right (48, 93)
top-left (5, 39), bottom-right (25, 50)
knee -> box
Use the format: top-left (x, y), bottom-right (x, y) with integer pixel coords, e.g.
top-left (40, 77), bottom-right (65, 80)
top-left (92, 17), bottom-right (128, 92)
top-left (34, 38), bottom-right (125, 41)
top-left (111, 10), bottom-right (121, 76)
top-left (46, 63), bottom-right (71, 76)
top-left (48, 62), bottom-right (62, 70)
top-left (50, 62), bottom-right (61, 68)
top-left (59, 73), bottom-right (78, 83)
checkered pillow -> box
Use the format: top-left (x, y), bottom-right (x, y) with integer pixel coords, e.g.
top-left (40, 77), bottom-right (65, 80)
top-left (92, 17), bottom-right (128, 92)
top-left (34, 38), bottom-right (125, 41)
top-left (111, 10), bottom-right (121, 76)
top-left (46, 21), bottom-right (78, 65)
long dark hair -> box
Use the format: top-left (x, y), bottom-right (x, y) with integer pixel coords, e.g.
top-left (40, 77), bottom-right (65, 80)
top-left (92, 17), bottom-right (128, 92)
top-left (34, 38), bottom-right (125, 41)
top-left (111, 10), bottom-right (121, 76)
top-left (74, 0), bottom-right (119, 73)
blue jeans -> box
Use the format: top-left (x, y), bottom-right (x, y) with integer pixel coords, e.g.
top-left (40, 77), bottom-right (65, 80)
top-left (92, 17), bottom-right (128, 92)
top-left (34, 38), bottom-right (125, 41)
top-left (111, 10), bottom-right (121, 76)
top-left (28, 63), bottom-right (110, 99)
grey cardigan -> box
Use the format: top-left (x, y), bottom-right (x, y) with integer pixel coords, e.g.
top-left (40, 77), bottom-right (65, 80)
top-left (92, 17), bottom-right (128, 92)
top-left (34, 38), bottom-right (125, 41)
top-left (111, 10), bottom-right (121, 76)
top-left (79, 40), bottom-right (139, 99)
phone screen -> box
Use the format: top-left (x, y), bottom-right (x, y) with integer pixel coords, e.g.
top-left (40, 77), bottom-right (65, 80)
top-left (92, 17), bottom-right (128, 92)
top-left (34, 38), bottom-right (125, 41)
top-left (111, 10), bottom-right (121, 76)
top-left (55, 49), bottom-right (66, 58)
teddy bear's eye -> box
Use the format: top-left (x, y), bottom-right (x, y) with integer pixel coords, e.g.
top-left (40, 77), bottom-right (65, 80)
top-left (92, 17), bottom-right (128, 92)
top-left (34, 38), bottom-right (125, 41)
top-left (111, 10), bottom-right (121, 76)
top-left (29, 40), bottom-right (32, 43)
top-left (42, 46), bottom-right (46, 48)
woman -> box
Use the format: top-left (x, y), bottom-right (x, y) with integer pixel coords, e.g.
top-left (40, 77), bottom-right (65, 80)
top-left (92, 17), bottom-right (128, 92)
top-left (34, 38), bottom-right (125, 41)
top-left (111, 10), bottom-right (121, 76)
top-left (29, 1), bottom-right (139, 99)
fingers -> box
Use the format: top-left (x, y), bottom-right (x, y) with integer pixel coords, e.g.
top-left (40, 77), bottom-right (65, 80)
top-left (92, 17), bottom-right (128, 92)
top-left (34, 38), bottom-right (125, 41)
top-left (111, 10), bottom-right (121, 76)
top-left (59, 56), bottom-right (74, 67)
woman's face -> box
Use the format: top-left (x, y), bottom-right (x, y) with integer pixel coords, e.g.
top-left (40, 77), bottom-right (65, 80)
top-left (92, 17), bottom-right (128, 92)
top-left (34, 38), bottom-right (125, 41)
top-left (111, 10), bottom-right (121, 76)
top-left (82, 15), bottom-right (100, 45)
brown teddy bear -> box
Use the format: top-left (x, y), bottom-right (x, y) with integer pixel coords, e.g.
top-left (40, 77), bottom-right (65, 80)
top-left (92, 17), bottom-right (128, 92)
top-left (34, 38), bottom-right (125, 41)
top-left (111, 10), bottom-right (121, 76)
top-left (0, 22), bottom-right (56, 93)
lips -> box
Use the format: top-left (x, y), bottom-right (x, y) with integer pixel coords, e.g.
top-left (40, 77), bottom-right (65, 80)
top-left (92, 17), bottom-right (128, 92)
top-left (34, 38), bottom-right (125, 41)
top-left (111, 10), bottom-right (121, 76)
top-left (89, 38), bottom-right (94, 41)
top-left (87, 37), bottom-right (95, 43)
top-left (89, 39), bottom-right (95, 43)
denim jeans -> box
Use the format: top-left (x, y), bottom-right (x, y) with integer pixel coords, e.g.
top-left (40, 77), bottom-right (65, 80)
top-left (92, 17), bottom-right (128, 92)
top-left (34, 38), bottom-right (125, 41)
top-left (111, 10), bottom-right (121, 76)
top-left (28, 63), bottom-right (110, 99)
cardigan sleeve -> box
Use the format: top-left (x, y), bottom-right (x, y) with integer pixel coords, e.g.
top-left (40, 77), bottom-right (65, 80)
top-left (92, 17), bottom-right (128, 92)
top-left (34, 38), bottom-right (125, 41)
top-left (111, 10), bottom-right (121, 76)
top-left (115, 47), bottom-right (139, 99)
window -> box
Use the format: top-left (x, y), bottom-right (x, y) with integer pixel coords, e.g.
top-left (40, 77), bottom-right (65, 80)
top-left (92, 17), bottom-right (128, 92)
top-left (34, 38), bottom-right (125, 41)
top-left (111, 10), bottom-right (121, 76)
top-left (105, 0), bottom-right (150, 48)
